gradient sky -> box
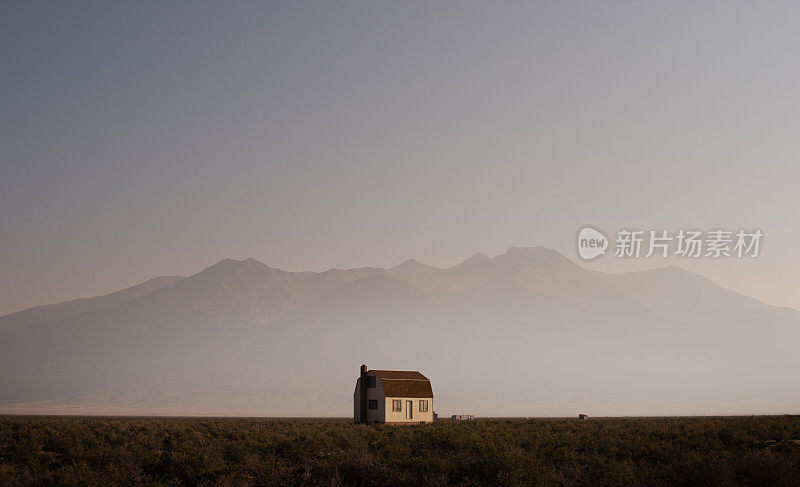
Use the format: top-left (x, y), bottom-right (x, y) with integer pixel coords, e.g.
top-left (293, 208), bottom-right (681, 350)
top-left (2, 1), bottom-right (799, 316)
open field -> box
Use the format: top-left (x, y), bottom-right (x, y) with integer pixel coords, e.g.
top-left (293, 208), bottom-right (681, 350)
top-left (1, 416), bottom-right (799, 486)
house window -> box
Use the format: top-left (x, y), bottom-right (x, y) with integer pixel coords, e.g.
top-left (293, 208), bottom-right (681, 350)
top-left (419, 400), bottom-right (429, 412)
top-left (366, 376), bottom-right (376, 388)
top-left (392, 400), bottom-right (402, 412)
top-left (368, 400), bottom-right (378, 409)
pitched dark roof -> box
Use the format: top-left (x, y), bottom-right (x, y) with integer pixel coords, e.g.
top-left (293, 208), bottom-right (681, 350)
top-left (369, 370), bottom-right (428, 381)
top-left (381, 379), bottom-right (433, 398)
top-left (370, 370), bottom-right (433, 398)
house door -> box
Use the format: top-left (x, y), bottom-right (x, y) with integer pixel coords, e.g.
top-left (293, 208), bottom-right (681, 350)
top-left (406, 400), bottom-right (413, 419)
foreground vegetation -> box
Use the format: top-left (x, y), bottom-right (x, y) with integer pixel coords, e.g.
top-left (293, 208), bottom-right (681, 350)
top-left (1, 415), bottom-right (799, 486)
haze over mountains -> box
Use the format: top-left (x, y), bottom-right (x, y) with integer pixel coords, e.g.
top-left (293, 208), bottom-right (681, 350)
top-left (1, 247), bottom-right (798, 416)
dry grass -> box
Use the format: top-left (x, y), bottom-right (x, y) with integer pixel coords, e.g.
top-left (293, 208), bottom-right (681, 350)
top-left (1, 415), bottom-right (799, 486)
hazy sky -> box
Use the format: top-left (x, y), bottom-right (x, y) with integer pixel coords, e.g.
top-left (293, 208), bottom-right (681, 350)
top-left (2, 1), bottom-right (799, 316)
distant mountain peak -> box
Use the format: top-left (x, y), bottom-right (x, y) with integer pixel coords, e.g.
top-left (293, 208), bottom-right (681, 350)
top-left (449, 252), bottom-right (490, 270)
top-left (202, 257), bottom-right (268, 273)
top-left (389, 258), bottom-right (440, 280)
top-left (241, 257), bottom-right (270, 269)
top-left (390, 258), bottom-right (437, 271)
top-left (207, 258), bottom-right (241, 270)
top-left (393, 258), bottom-right (423, 268)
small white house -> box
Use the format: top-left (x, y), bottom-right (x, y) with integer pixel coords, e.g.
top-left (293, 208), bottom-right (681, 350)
top-left (353, 364), bottom-right (434, 424)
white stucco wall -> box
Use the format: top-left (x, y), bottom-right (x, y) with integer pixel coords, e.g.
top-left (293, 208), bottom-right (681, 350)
top-left (384, 396), bottom-right (434, 423)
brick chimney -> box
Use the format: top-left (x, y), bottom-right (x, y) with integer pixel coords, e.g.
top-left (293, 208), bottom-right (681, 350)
top-left (359, 364), bottom-right (368, 423)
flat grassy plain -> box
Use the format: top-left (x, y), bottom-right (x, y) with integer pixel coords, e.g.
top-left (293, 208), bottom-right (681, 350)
top-left (1, 416), bottom-right (799, 486)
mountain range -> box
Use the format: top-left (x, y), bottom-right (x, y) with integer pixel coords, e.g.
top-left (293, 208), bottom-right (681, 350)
top-left (1, 246), bottom-right (798, 416)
